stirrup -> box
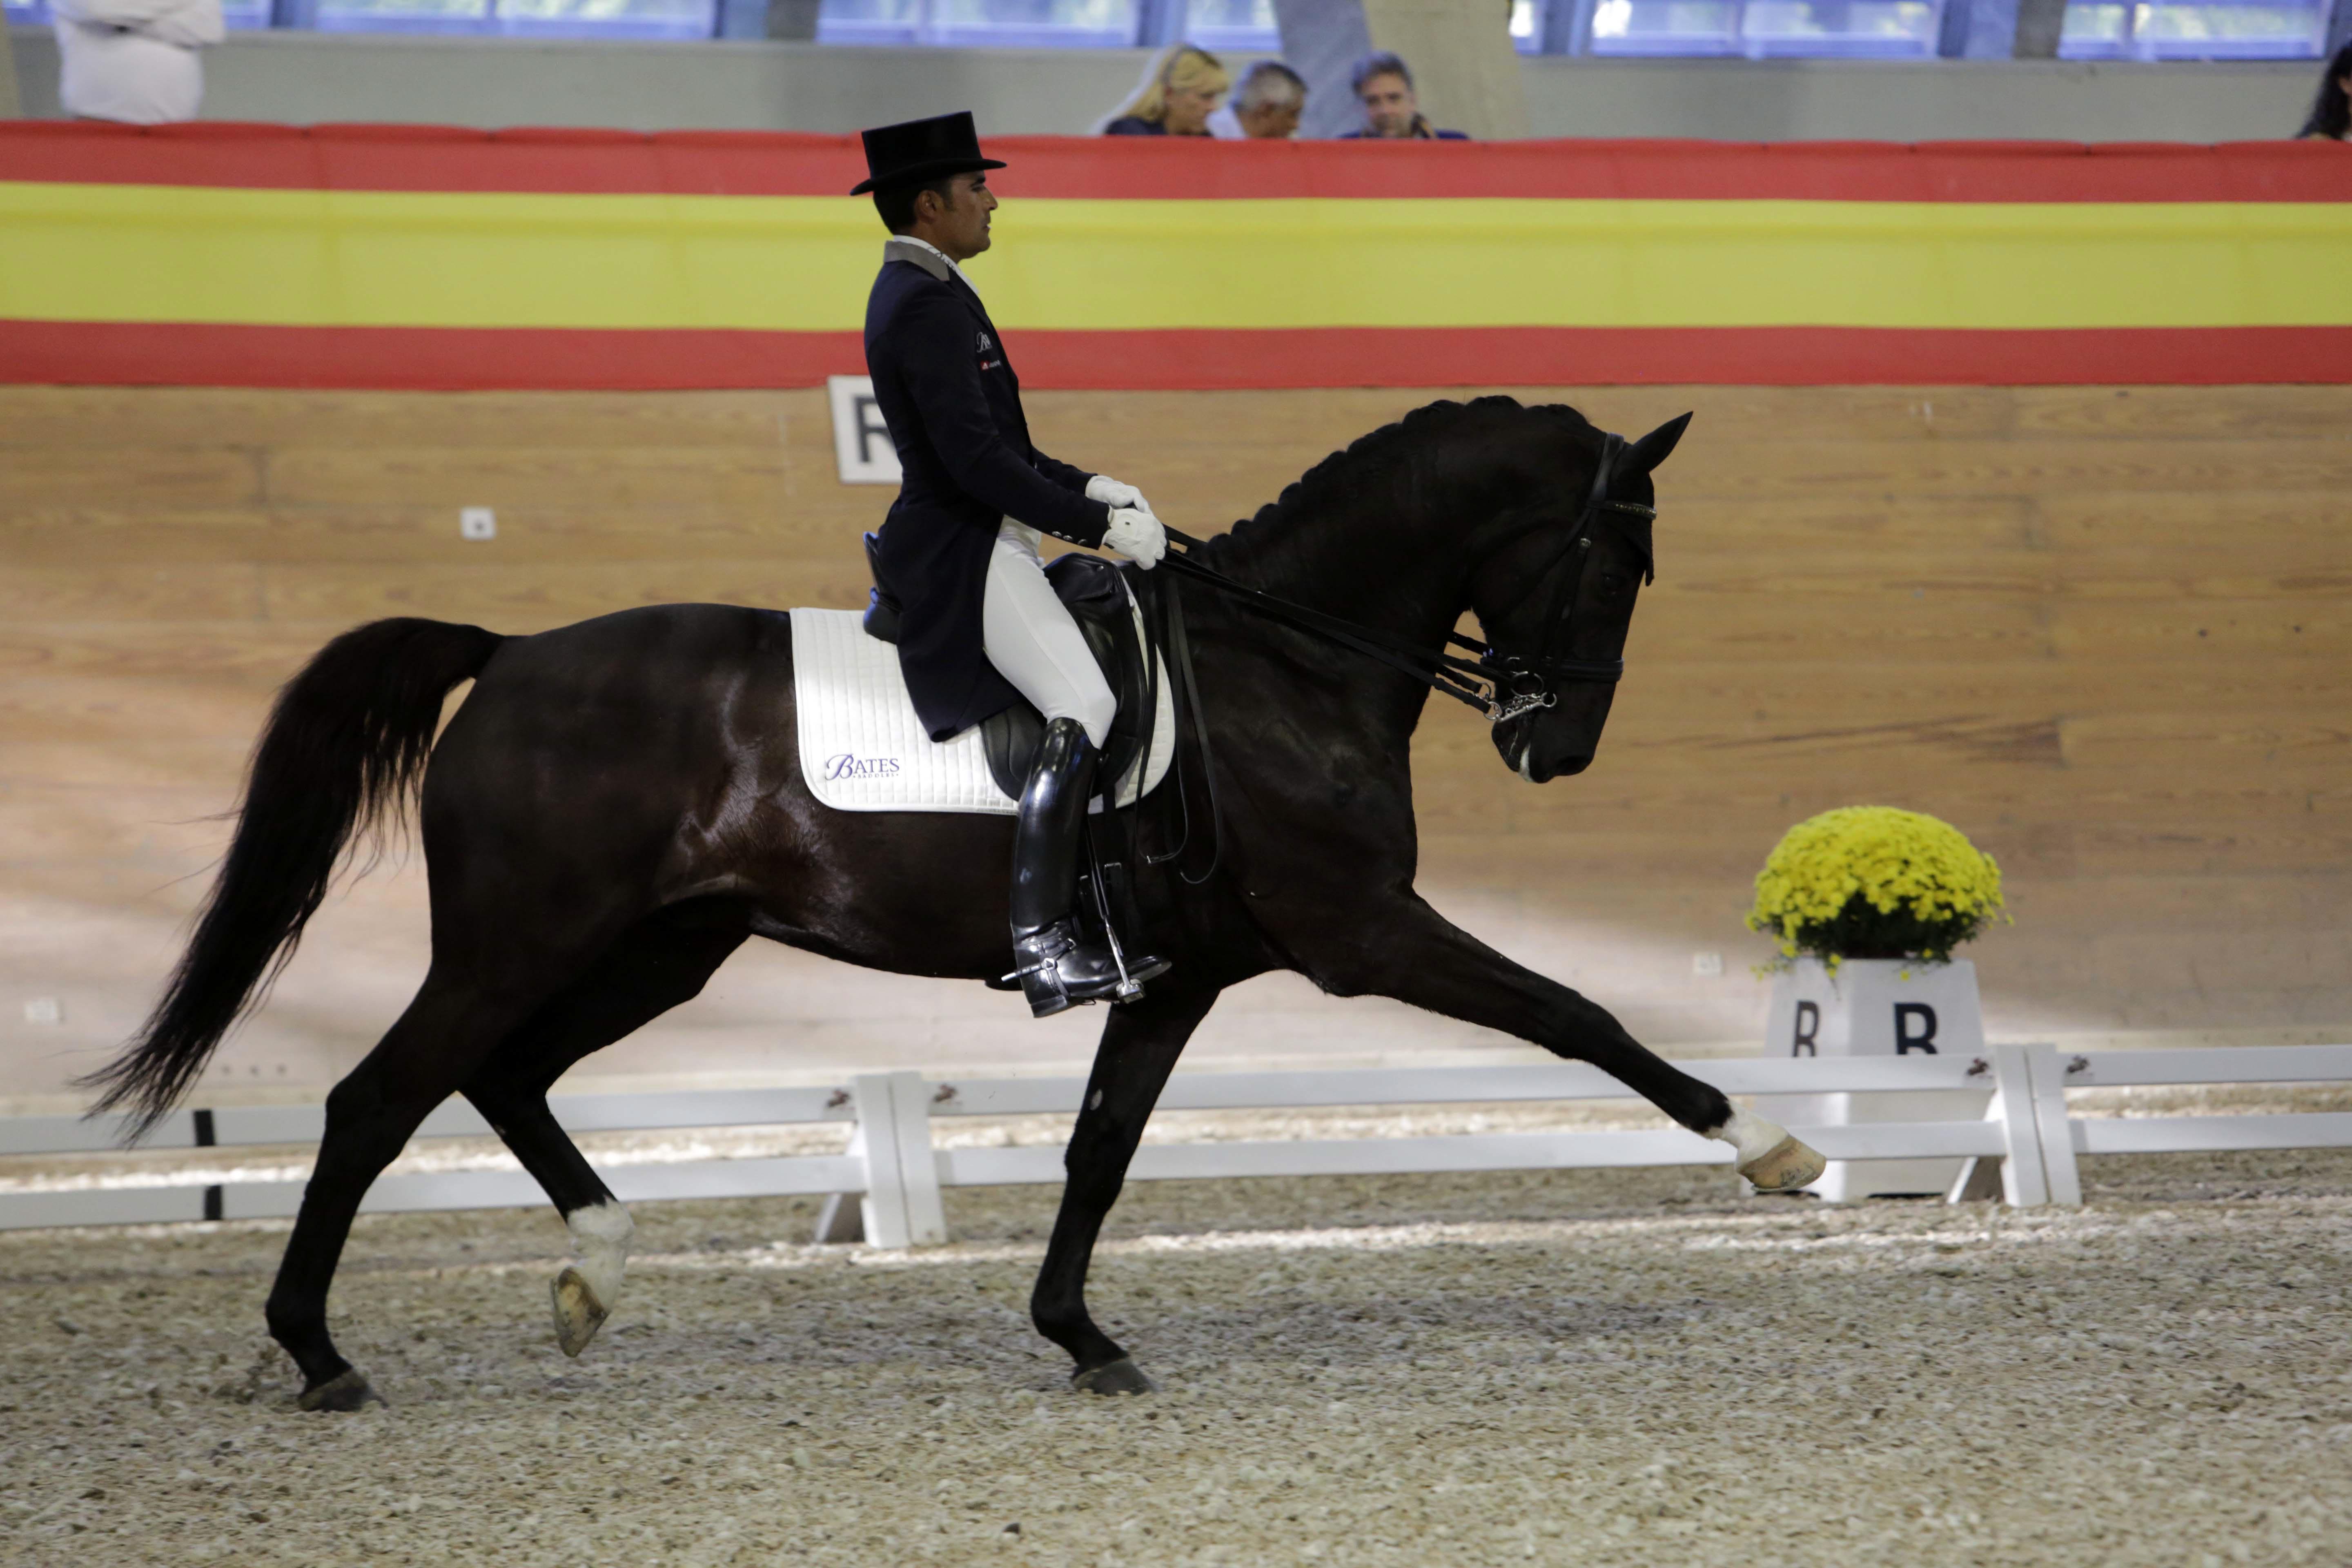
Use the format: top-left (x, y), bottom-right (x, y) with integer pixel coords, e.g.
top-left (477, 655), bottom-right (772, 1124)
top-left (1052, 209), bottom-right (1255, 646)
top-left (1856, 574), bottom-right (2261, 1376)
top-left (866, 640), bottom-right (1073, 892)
top-left (1011, 921), bottom-right (1130, 1018)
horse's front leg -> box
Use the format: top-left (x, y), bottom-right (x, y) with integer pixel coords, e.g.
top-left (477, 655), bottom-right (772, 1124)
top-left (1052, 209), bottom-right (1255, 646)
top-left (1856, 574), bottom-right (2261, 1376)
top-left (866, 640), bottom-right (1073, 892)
top-left (1305, 895), bottom-right (1823, 1190)
top-left (1030, 982), bottom-right (1220, 1394)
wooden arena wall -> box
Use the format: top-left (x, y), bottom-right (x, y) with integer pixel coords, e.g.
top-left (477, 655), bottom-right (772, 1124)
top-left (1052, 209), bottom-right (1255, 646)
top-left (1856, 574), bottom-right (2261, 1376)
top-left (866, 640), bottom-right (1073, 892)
top-left (2, 382), bottom-right (2347, 1101)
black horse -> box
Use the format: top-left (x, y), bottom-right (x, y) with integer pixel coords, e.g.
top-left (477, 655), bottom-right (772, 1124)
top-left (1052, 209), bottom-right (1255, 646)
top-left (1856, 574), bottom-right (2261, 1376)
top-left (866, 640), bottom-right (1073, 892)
top-left (87, 396), bottom-right (1821, 1410)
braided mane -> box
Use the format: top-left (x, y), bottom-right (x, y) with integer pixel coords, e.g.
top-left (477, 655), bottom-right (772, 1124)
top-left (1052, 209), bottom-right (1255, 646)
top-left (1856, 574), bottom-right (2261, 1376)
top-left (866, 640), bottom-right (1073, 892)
top-left (1203, 395), bottom-right (1601, 568)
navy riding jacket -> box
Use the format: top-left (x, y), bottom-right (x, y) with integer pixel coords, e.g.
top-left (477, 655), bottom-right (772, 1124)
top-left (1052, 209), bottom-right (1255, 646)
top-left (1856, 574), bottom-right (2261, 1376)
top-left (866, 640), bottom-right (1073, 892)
top-left (862, 238), bottom-right (1110, 741)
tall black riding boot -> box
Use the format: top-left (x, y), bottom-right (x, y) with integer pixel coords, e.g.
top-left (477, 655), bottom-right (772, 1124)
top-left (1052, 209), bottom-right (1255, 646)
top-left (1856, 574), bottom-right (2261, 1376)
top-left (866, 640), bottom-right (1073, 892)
top-left (1010, 719), bottom-right (1130, 1019)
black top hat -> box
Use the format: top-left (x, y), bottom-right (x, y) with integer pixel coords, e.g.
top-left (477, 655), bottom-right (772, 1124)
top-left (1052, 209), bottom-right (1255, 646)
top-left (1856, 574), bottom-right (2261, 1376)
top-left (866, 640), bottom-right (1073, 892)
top-left (852, 112), bottom-right (1007, 196)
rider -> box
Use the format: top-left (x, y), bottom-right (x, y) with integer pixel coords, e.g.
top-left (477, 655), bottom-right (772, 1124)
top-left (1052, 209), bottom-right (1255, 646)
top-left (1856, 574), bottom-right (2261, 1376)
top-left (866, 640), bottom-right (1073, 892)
top-left (854, 111), bottom-right (1172, 1019)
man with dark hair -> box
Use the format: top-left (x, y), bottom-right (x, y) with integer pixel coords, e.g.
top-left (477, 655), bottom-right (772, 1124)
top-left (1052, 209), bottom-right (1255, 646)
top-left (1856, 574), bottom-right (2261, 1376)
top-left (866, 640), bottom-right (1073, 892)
top-left (1339, 51), bottom-right (1468, 140)
top-left (853, 111), bottom-right (1171, 1018)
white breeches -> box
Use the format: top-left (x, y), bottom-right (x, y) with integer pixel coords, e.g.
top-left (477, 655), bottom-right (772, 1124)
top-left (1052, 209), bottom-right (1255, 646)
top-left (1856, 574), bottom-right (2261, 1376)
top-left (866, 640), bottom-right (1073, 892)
top-left (982, 521), bottom-right (1116, 749)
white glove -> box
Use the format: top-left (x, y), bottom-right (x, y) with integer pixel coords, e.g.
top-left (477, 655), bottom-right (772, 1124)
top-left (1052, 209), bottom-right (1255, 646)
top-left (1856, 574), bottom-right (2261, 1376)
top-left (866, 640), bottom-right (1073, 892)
top-left (1101, 506), bottom-right (1165, 570)
top-left (1086, 474), bottom-right (1156, 515)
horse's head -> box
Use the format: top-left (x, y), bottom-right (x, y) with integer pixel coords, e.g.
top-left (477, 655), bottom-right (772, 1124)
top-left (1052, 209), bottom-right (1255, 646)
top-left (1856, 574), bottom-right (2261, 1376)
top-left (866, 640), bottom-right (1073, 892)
top-left (1474, 412), bottom-right (1689, 784)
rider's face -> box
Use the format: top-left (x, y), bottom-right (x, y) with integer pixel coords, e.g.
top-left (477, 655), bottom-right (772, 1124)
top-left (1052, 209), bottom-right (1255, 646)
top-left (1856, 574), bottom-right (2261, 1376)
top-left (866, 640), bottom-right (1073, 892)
top-left (923, 174), bottom-right (997, 263)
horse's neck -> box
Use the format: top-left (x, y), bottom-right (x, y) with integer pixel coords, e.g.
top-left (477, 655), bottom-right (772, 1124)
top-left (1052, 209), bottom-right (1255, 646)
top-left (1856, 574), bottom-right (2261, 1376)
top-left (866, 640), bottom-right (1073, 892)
top-left (1216, 499), bottom-right (1468, 654)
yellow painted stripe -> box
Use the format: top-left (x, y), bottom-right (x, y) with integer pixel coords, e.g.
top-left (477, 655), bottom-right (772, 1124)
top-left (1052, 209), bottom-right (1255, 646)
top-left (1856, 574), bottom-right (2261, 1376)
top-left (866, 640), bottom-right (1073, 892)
top-left (4, 182), bottom-right (2348, 332)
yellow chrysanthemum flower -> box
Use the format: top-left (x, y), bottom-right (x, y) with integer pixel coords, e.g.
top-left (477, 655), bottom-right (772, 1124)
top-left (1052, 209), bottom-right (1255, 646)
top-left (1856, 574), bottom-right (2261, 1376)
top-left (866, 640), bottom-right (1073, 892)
top-left (1745, 806), bottom-right (2008, 971)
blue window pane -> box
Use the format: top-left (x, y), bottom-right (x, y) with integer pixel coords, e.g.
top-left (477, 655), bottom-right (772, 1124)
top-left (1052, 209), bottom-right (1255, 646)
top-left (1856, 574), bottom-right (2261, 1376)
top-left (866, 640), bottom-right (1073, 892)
top-left (1186, 0), bottom-right (1275, 48)
top-left (817, 0), bottom-right (1133, 44)
top-left (2060, 0), bottom-right (2324, 57)
top-left (1591, 0), bottom-right (1940, 55)
top-left (496, 0), bottom-right (714, 34)
top-left (6, 0), bottom-right (269, 22)
top-left (312, 0), bottom-right (488, 29)
top-left (309, 0), bottom-right (711, 35)
top-left (1512, 0), bottom-right (1541, 49)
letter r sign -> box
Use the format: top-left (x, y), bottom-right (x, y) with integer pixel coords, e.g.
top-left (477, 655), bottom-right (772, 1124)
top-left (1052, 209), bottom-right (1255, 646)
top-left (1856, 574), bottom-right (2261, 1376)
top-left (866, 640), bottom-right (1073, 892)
top-left (828, 376), bottom-right (903, 486)
top-left (1791, 1000), bottom-right (1820, 1056)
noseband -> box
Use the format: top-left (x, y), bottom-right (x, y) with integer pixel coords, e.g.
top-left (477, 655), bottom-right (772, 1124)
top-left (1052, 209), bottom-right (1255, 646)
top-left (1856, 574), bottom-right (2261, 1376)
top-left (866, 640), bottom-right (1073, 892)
top-left (1156, 433), bottom-right (1654, 727)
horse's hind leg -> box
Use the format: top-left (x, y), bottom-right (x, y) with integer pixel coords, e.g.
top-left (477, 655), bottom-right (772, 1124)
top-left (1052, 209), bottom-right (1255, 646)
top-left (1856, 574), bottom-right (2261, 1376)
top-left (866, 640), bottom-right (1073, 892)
top-left (265, 969), bottom-right (548, 1411)
top-left (1029, 981), bottom-right (1220, 1394)
top-left (462, 902), bottom-right (749, 1359)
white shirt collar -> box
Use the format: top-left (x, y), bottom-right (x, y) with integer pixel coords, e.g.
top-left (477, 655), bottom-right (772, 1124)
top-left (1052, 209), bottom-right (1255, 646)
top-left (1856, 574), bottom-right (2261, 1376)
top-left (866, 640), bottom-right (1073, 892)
top-left (889, 235), bottom-right (977, 295)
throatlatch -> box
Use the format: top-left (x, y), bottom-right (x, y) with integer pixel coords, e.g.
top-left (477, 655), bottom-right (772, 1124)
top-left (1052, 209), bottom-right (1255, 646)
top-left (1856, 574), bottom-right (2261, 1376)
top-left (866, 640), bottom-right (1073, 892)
top-left (1009, 717), bottom-right (1169, 1018)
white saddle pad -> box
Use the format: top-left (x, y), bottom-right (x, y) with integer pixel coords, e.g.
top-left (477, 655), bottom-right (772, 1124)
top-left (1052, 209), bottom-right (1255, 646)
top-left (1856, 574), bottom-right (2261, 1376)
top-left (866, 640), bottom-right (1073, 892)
top-left (789, 608), bottom-right (1176, 815)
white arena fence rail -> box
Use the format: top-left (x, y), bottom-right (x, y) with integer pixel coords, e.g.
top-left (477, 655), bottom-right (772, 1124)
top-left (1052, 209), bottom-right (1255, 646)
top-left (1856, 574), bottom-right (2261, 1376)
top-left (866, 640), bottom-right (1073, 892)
top-left (2, 1044), bottom-right (2347, 1243)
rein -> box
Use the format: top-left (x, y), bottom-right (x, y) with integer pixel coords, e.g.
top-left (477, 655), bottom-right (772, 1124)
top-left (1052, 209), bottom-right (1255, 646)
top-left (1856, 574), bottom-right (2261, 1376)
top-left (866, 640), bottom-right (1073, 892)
top-left (1153, 433), bottom-right (1655, 726)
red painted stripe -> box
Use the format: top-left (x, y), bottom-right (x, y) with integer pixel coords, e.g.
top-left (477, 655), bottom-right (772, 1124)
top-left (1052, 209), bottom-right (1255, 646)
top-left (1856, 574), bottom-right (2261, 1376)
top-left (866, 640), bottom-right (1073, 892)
top-left (2, 121), bottom-right (2348, 203)
top-left (3, 319), bottom-right (2347, 389)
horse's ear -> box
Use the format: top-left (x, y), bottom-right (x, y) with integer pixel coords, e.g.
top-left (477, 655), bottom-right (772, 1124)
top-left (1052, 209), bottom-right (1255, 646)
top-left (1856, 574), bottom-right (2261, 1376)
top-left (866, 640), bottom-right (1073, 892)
top-left (1625, 413), bottom-right (1693, 475)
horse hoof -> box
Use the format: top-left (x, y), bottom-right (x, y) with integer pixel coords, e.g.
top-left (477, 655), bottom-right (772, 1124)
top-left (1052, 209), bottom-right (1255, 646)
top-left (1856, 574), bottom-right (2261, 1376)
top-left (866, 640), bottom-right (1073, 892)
top-left (1072, 1357), bottom-right (1156, 1396)
top-left (1740, 1135), bottom-right (1826, 1192)
top-left (298, 1369), bottom-right (384, 1413)
top-left (550, 1267), bottom-right (609, 1359)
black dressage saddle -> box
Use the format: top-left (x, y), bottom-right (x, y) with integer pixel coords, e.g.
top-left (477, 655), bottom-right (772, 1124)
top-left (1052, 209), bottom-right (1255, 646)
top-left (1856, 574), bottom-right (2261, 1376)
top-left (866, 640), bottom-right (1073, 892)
top-left (860, 532), bottom-right (1158, 804)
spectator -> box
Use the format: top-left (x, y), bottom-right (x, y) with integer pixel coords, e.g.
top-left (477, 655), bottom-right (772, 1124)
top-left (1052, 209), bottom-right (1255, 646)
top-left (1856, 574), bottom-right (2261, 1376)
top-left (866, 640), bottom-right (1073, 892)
top-left (51, 0), bottom-right (221, 124)
top-left (1208, 60), bottom-right (1307, 140)
top-left (2298, 42), bottom-right (2350, 140)
top-left (1339, 51), bottom-right (1468, 141)
top-left (1099, 44), bottom-right (1228, 137)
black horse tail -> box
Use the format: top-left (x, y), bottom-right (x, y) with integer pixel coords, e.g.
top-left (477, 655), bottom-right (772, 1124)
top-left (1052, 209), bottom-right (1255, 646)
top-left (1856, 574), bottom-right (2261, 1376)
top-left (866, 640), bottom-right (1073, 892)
top-left (81, 618), bottom-right (505, 1138)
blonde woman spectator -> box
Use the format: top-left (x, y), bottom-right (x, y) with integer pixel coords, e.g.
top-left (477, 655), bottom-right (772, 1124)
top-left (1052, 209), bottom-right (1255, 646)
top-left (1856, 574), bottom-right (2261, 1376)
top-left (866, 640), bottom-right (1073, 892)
top-left (1207, 60), bottom-right (1306, 140)
top-left (51, 0), bottom-right (222, 124)
top-left (1099, 44), bottom-right (1228, 137)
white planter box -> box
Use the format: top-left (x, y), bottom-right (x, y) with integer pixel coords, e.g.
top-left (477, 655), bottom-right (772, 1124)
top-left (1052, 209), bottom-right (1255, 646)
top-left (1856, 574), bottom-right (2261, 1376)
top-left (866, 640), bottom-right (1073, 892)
top-left (1758, 957), bottom-right (1992, 1201)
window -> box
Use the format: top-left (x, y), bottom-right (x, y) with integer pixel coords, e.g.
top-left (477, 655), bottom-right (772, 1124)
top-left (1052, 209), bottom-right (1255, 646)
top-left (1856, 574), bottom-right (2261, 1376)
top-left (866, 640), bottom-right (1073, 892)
top-left (1512, 0), bottom-right (1543, 48)
top-left (5, 0), bottom-right (270, 23)
top-left (816, 0), bottom-right (1136, 46)
top-left (1183, 0), bottom-right (1276, 49)
top-left (1590, 0), bottom-right (1943, 55)
top-left (9, 0), bottom-right (2325, 59)
top-left (2058, 0), bottom-right (2328, 57)
top-left (306, 0), bottom-right (712, 35)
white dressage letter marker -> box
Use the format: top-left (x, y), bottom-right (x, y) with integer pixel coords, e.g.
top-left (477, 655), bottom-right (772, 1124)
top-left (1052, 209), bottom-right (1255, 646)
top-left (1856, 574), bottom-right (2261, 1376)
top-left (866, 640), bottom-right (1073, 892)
top-left (459, 506), bottom-right (496, 540)
top-left (828, 376), bottom-right (902, 486)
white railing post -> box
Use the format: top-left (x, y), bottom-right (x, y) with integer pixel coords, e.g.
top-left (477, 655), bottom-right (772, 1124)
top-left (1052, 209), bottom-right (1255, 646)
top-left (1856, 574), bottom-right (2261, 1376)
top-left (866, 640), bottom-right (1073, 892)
top-left (848, 1072), bottom-right (916, 1248)
top-left (2024, 1042), bottom-right (2083, 1206)
top-left (1988, 1044), bottom-right (2052, 1207)
top-left (888, 1070), bottom-right (947, 1246)
top-left (811, 1115), bottom-right (869, 1244)
top-left (818, 1072), bottom-right (946, 1249)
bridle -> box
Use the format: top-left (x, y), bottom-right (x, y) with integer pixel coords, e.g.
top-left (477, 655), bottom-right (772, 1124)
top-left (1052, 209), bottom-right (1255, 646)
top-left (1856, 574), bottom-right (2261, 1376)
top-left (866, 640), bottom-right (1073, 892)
top-left (1154, 432), bottom-right (1656, 726)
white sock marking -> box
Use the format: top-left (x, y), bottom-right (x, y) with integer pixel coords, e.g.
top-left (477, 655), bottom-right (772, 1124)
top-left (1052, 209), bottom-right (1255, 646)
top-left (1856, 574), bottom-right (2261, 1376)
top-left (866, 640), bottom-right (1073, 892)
top-left (566, 1199), bottom-right (633, 1310)
top-left (1711, 1105), bottom-right (1788, 1167)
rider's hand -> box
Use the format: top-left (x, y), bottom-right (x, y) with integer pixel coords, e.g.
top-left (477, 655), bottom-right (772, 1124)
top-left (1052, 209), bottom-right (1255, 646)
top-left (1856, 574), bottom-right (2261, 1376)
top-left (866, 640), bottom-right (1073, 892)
top-left (1086, 474), bottom-right (1156, 515)
top-left (1101, 506), bottom-right (1165, 570)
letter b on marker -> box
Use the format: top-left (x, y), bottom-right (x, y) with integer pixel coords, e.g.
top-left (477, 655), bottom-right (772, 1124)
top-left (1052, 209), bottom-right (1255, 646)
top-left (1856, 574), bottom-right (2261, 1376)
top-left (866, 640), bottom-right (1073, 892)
top-left (1894, 1002), bottom-right (1939, 1054)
